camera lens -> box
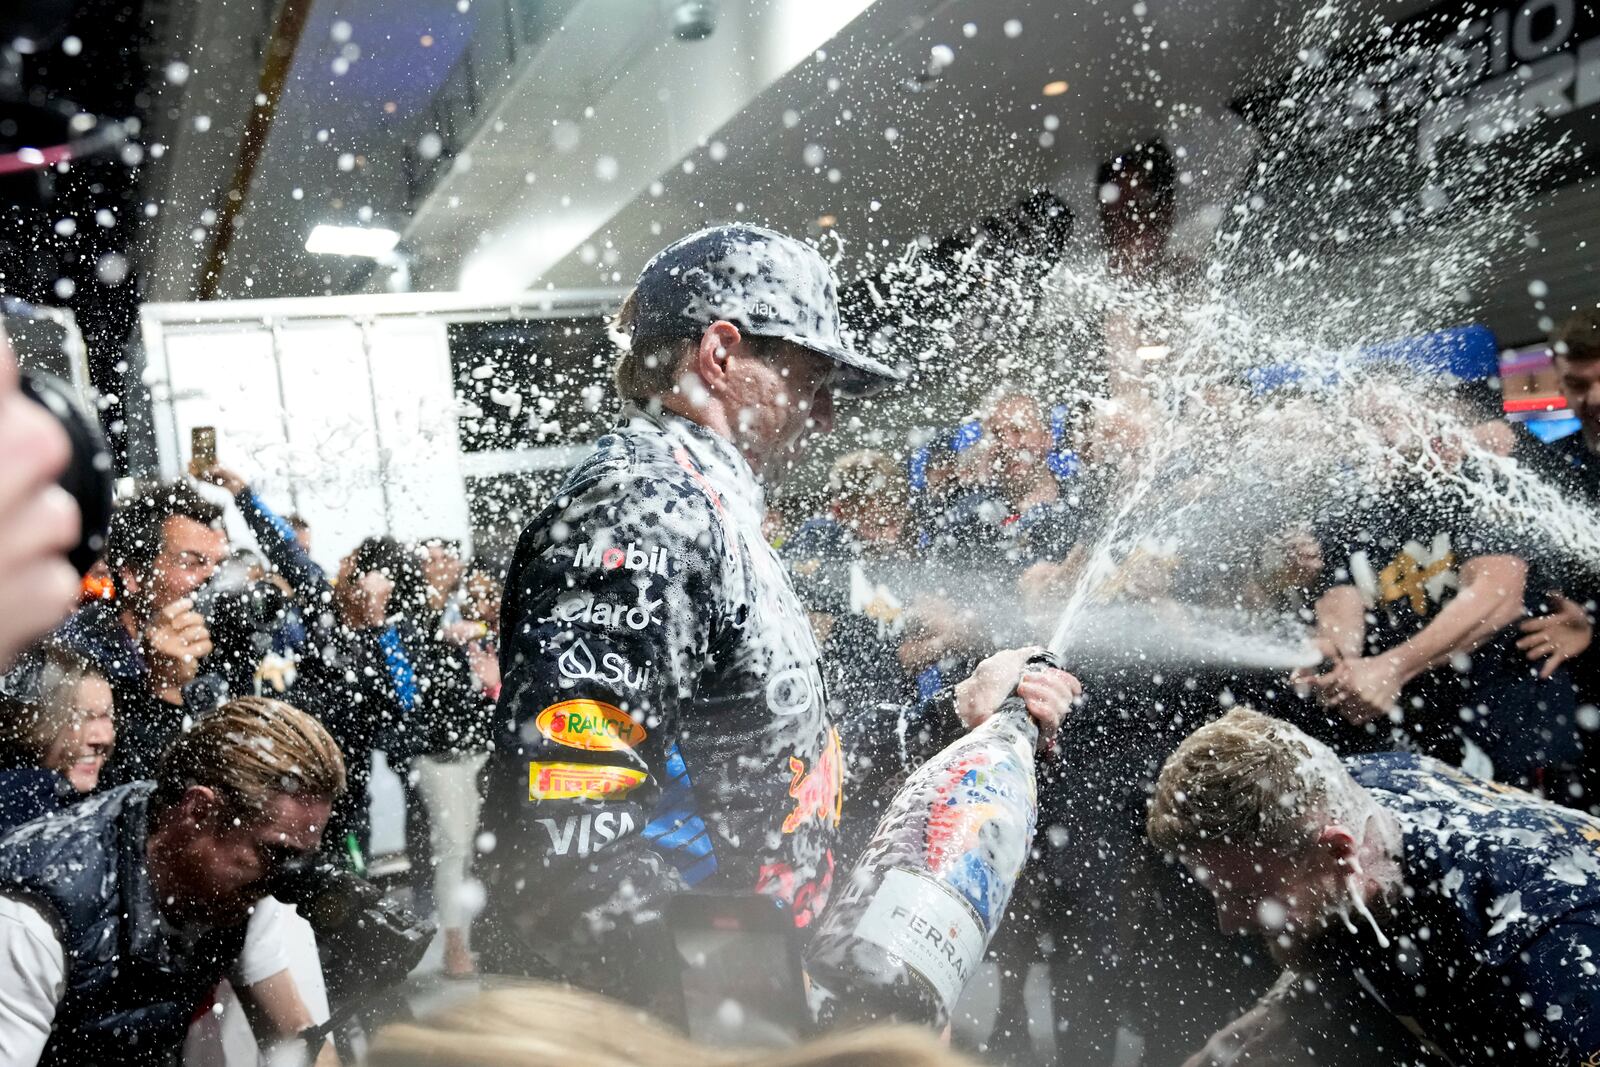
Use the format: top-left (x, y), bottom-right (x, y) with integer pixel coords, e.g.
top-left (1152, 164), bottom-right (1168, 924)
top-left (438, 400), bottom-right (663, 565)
top-left (16, 370), bottom-right (114, 576)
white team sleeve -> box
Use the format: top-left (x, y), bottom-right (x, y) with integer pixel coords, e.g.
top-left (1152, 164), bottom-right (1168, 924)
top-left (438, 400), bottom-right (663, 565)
top-left (0, 894), bottom-right (67, 1067)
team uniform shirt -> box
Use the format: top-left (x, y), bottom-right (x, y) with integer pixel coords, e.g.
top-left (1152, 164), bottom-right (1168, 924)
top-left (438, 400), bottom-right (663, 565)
top-left (1310, 479), bottom-right (1578, 780)
top-left (1296, 753), bottom-right (1600, 1065)
top-left (479, 406), bottom-right (842, 995)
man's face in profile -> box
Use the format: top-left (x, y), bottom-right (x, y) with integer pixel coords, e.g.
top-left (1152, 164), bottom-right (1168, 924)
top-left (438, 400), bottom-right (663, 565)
top-left (161, 789), bottom-right (331, 927)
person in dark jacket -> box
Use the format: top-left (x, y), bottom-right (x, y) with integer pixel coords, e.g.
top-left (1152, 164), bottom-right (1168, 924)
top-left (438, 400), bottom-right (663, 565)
top-left (192, 462), bottom-right (434, 868)
top-left (0, 641), bottom-right (114, 833)
top-left (0, 696), bottom-right (345, 1067)
top-left (68, 483), bottom-right (227, 788)
top-left (405, 537), bottom-right (495, 977)
top-left (478, 224), bottom-right (1081, 1008)
top-left (288, 536), bottom-right (428, 865)
top-left (1152, 707), bottom-right (1600, 1066)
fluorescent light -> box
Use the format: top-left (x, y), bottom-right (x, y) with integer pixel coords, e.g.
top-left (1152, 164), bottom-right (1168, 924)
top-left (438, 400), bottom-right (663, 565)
top-left (304, 224), bottom-right (400, 258)
top-left (1135, 344), bottom-right (1171, 362)
top-left (1043, 80), bottom-right (1069, 96)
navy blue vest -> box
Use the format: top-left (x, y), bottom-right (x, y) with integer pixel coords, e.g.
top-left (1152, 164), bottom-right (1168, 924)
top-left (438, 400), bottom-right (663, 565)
top-left (0, 782), bottom-right (246, 1066)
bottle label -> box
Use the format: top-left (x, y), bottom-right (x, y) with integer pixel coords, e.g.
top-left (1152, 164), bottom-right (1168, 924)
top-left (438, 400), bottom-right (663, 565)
top-left (852, 866), bottom-right (987, 1013)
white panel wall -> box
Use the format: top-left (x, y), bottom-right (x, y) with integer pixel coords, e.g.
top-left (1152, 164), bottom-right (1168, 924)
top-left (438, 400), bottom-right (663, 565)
top-left (161, 326), bottom-right (288, 480)
top-left (148, 311), bottom-right (471, 573)
top-left (274, 321), bottom-right (392, 569)
top-left (367, 319), bottom-right (473, 552)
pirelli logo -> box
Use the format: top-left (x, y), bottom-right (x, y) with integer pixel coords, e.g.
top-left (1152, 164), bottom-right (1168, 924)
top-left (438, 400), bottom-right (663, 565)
top-left (528, 761), bottom-right (648, 801)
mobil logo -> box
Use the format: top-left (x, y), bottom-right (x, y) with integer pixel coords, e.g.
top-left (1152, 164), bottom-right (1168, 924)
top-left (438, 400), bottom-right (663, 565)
top-left (536, 698), bottom-right (647, 753)
top-left (572, 538), bottom-right (673, 576)
top-left (780, 727), bottom-right (843, 834)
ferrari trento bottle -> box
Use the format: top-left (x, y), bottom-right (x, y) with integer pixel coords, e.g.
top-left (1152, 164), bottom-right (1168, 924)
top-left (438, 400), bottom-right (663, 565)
top-left (805, 659), bottom-right (1048, 1028)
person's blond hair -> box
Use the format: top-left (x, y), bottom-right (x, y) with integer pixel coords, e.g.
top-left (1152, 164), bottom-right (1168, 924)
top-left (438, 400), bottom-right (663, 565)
top-left (611, 288), bottom-right (694, 404)
top-left (1147, 707), bottom-right (1361, 856)
top-left (153, 696), bottom-right (345, 819)
top-left (368, 985), bottom-right (977, 1067)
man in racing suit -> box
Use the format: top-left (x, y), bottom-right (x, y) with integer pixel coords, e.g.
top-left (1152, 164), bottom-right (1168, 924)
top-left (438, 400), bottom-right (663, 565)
top-left (477, 224), bottom-right (1079, 1002)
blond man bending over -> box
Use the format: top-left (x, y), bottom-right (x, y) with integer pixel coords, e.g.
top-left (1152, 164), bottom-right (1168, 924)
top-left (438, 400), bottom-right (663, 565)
top-left (1149, 707), bottom-right (1600, 1067)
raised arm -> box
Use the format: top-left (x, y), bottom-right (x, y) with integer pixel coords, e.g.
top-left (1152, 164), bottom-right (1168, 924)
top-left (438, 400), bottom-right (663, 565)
top-left (192, 463), bottom-right (328, 600)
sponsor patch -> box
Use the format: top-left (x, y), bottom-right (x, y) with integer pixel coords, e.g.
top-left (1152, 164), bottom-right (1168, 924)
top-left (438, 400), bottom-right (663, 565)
top-left (781, 727), bottom-right (843, 833)
top-left (557, 637), bottom-right (651, 691)
top-left (536, 698), bottom-right (647, 753)
top-left (537, 811), bottom-right (638, 856)
top-left (572, 539), bottom-right (674, 577)
top-left (552, 593), bottom-right (661, 631)
top-left (527, 761), bottom-right (647, 801)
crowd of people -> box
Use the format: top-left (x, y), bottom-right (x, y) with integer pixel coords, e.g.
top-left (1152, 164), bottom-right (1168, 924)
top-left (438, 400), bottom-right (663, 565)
top-left (1, 198), bottom-right (1600, 1067)
top-left (767, 304), bottom-right (1600, 1064)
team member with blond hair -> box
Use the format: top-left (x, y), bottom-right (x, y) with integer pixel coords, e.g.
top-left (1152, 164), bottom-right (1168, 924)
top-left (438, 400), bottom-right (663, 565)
top-left (1149, 707), bottom-right (1600, 1066)
top-left (0, 697), bottom-right (346, 1066)
top-left (369, 984), bottom-right (978, 1067)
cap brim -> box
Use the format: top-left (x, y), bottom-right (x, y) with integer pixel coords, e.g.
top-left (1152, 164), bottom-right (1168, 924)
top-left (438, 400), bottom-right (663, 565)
top-left (781, 334), bottom-right (906, 399)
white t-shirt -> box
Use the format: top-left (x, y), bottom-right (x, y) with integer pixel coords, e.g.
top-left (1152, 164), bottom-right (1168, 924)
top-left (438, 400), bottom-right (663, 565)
top-left (0, 895), bottom-right (65, 1066)
top-left (186, 896), bottom-right (330, 1067)
top-left (0, 893), bottom-right (313, 1066)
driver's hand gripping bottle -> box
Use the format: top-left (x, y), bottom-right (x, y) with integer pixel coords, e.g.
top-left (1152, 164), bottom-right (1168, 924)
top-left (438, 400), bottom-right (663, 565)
top-left (805, 653), bottom-right (1054, 1028)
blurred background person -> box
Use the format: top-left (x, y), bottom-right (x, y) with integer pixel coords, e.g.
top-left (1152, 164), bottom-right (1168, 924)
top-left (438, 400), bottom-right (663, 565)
top-left (1547, 310), bottom-right (1600, 476)
top-left (71, 483), bottom-right (226, 785)
top-left (786, 450), bottom-right (919, 861)
top-left (405, 535), bottom-right (495, 978)
top-left (286, 536), bottom-right (424, 869)
top-left (0, 640), bottom-right (113, 833)
top-left (419, 537), bottom-right (467, 627)
top-left (459, 562), bottom-right (504, 702)
top-left (1299, 384), bottom-right (1579, 791)
top-left (287, 512), bottom-right (313, 558)
top-left (930, 388), bottom-right (1082, 569)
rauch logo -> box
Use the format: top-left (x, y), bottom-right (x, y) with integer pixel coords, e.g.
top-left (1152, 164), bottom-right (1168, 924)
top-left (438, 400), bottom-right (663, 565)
top-left (536, 698), bottom-right (647, 753)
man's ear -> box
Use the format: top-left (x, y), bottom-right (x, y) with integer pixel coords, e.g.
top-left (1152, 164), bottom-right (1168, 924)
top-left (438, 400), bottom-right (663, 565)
top-left (1316, 824), bottom-right (1358, 866)
top-left (173, 785), bottom-right (222, 829)
top-left (691, 321), bottom-right (743, 393)
top-left (118, 566), bottom-right (141, 598)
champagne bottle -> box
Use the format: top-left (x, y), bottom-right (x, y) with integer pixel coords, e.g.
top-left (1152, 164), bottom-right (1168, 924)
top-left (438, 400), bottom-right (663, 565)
top-left (805, 657), bottom-right (1048, 1029)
